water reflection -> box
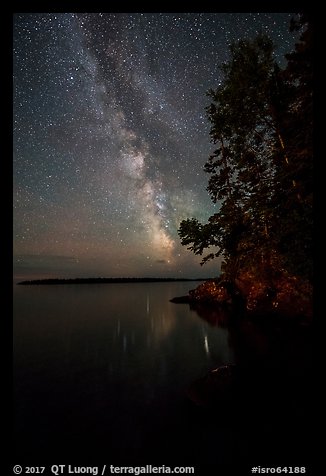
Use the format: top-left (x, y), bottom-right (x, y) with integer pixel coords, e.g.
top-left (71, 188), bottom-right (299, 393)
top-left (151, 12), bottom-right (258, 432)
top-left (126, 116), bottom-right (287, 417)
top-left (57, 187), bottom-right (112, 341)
top-left (189, 299), bottom-right (313, 429)
top-left (13, 282), bottom-right (235, 460)
top-left (190, 302), bottom-right (230, 327)
top-left (13, 282), bottom-right (312, 465)
top-left (146, 293), bottom-right (150, 314)
top-left (203, 334), bottom-right (210, 356)
top-left (186, 299), bottom-right (312, 467)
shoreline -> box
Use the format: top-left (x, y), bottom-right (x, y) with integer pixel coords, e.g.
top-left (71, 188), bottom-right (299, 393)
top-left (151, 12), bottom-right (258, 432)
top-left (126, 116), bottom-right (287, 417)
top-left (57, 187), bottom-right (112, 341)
top-left (17, 277), bottom-right (210, 285)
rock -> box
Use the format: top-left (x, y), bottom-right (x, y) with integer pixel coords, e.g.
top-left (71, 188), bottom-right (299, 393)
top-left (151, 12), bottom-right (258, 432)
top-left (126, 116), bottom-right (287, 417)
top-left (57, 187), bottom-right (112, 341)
top-left (187, 364), bottom-right (237, 407)
top-left (189, 279), bottom-right (233, 304)
top-left (170, 270), bottom-right (312, 322)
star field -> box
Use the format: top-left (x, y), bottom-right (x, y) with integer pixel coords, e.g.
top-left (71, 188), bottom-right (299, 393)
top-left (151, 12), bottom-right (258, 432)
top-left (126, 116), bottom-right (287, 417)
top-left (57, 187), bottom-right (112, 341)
top-left (13, 12), bottom-right (299, 279)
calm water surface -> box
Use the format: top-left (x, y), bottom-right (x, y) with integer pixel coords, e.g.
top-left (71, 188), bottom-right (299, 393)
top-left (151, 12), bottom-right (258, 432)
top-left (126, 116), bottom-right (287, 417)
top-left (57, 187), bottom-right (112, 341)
top-left (13, 282), bottom-right (235, 462)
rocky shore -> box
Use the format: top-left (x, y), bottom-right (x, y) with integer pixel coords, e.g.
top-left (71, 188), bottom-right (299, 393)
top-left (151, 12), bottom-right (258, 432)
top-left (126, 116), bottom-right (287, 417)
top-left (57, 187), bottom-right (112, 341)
top-left (171, 271), bottom-right (313, 323)
top-left (171, 271), bottom-right (313, 429)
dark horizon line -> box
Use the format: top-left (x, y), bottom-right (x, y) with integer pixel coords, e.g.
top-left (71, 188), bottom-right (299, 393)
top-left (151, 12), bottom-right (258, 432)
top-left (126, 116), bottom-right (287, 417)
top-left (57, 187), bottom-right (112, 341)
top-left (17, 277), bottom-right (215, 285)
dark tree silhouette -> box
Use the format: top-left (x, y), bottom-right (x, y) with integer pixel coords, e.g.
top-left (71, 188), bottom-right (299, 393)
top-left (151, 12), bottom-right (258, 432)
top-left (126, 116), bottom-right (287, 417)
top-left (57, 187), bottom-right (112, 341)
top-left (179, 16), bottom-right (312, 284)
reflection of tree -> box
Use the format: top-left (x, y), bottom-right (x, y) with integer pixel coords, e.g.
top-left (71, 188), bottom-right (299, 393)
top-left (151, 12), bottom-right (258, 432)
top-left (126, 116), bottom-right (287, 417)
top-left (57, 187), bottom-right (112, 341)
top-left (227, 318), bottom-right (271, 368)
top-left (189, 304), bottom-right (312, 427)
top-left (189, 302), bottom-right (231, 328)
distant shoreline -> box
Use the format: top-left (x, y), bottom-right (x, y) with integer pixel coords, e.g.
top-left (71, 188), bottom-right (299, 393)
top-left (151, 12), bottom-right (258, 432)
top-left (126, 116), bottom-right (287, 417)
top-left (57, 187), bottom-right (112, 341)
top-left (17, 277), bottom-right (210, 285)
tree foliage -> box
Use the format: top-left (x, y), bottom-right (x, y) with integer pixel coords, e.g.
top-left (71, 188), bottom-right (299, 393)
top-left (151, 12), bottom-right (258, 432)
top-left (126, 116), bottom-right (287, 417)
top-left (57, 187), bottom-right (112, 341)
top-left (178, 16), bottom-right (313, 283)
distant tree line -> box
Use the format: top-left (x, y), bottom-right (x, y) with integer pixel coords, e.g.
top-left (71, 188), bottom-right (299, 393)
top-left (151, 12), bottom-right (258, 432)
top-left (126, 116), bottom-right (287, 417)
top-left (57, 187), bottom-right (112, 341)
top-left (17, 277), bottom-right (207, 285)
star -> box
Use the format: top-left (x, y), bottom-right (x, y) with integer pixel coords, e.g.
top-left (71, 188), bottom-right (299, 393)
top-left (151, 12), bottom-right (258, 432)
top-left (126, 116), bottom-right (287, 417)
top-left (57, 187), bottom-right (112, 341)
top-left (13, 12), bottom-right (299, 279)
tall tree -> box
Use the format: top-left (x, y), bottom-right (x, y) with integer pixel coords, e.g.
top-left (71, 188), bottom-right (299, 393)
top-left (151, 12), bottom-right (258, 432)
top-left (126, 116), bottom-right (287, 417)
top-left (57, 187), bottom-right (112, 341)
top-left (269, 14), bottom-right (313, 281)
top-left (179, 20), bottom-right (312, 284)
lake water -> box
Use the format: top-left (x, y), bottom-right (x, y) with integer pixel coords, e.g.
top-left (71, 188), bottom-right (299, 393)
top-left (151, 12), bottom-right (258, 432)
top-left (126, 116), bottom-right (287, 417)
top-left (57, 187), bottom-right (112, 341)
top-left (13, 282), bottom-right (235, 464)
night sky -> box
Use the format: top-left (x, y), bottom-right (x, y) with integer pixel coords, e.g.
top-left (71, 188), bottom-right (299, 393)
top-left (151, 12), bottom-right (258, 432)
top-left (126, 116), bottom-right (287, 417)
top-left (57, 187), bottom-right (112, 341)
top-left (13, 12), bottom-right (299, 280)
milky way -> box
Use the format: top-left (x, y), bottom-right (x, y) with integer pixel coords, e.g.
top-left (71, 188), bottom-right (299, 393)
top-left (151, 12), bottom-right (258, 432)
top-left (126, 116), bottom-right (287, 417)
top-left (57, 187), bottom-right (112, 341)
top-left (13, 12), bottom-right (298, 279)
